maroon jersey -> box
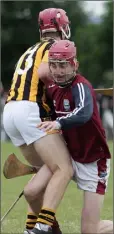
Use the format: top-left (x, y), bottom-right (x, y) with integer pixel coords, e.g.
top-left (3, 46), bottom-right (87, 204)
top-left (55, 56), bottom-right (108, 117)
top-left (47, 74), bottom-right (111, 163)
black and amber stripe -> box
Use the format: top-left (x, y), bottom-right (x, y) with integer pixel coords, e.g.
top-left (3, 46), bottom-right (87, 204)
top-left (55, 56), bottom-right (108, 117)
top-left (41, 39), bottom-right (54, 59)
top-left (6, 39), bottom-right (54, 104)
top-left (26, 213), bottom-right (37, 230)
top-left (11, 53), bottom-right (29, 101)
top-left (37, 208), bottom-right (55, 226)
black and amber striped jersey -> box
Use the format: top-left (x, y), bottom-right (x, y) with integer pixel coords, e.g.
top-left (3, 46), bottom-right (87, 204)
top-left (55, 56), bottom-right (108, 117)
top-left (7, 39), bottom-right (54, 104)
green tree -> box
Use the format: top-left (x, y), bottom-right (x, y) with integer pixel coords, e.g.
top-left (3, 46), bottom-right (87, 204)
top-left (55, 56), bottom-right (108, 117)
top-left (96, 2), bottom-right (113, 87)
top-left (73, 1), bottom-right (113, 87)
top-left (1, 1), bottom-right (88, 90)
top-left (1, 1), bottom-right (58, 89)
top-left (73, 23), bottom-right (100, 86)
top-left (3, 1), bottom-right (112, 89)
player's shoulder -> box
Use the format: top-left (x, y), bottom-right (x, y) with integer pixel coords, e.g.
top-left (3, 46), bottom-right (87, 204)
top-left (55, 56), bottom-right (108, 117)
top-left (26, 38), bottom-right (54, 53)
top-left (43, 38), bottom-right (55, 45)
top-left (20, 42), bottom-right (40, 57)
top-left (19, 39), bottom-right (55, 59)
top-left (40, 38), bottom-right (55, 50)
top-left (72, 73), bottom-right (93, 89)
top-left (40, 38), bottom-right (55, 57)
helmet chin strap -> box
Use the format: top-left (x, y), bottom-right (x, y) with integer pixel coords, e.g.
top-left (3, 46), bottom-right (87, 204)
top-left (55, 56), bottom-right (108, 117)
top-left (54, 71), bottom-right (76, 88)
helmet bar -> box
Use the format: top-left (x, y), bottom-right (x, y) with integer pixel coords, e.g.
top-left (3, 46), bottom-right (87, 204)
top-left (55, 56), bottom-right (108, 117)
top-left (60, 25), bottom-right (71, 39)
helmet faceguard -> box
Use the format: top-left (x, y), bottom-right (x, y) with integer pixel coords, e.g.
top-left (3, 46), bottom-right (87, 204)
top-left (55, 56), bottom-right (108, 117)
top-left (49, 40), bottom-right (78, 87)
top-left (38, 8), bottom-right (71, 39)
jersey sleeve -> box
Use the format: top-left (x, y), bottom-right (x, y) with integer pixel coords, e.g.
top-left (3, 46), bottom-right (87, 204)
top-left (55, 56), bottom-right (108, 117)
top-left (56, 83), bottom-right (93, 130)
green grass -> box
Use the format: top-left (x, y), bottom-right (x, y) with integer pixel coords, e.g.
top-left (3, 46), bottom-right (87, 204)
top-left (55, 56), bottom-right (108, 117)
top-left (1, 142), bottom-right (113, 234)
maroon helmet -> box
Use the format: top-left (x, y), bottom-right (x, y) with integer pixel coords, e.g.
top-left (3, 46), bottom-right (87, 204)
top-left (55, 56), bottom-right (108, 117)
top-left (49, 40), bottom-right (77, 87)
top-left (38, 8), bottom-right (71, 39)
top-left (49, 40), bottom-right (76, 65)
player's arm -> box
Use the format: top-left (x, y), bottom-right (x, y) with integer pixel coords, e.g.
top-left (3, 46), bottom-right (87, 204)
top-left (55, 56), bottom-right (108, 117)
top-left (45, 89), bottom-right (57, 121)
top-left (38, 83), bottom-right (93, 132)
top-left (56, 83), bottom-right (93, 130)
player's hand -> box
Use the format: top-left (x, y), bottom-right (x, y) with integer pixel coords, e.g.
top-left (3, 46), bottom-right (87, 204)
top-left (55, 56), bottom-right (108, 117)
top-left (37, 121), bottom-right (61, 131)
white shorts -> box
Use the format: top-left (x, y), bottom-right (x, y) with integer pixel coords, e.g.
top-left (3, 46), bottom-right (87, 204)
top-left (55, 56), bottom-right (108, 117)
top-left (3, 101), bottom-right (47, 146)
top-left (72, 157), bottom-right (110, 195)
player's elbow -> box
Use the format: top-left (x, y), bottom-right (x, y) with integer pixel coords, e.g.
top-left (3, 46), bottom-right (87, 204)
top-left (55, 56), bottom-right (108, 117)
top-left (83, 108), bottom-right (93, 124)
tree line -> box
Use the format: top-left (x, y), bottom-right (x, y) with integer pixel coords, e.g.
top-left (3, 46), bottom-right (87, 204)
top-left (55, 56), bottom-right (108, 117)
top-left (1, 1), bottom-right (113, 90)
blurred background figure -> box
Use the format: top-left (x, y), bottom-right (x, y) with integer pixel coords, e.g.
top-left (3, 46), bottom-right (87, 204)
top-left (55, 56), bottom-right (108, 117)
top-left (1, 1), bottom-right (113, 141)
top-left (102, 97), bottom-right (113, 140)
top-left (96, 93), bottom-right (113, 139)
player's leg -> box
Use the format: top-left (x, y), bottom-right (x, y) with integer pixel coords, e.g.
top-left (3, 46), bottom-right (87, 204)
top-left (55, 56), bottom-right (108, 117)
top-left (24, 197), bottom-right (42, 234)
top-left (72, 158), bottom-right (112, 234)
top-left (2, 102), bottom-right (49, 233)
top-left (20, 133), bottom-right (73, 209)
top-left (19, 144), bottom-right (51, 216)
top-left (14, 101), bottom-right (73, 212)
top-left (13, 101), bottom-right (73, 213)
top-left (19, 134), bottom-right (73, 234)
top-left (3, 102), bottom-right (62, 234)
top-left (4, 101), bottom-right (73, 233)
top-left (23, 163), bottom-right (52, 211)
top-left (81, 191), bottom-right (104, 233)
top-left (30, 133), bottom-right (73, 233)
top-left (24, 174), bottom-right (62, 234)
top-left (19, 143), bottom-right (43, 167)
top-left (81, 158), bottom-right (112, 234)
top-left (25, 204), bottom-right (62, 234)
top-left (81, 192), bottom-right (113, 234)
top-left (20, 144), bottom-right (62, 234)
top-left (34, 133), bottom-right (73, 207)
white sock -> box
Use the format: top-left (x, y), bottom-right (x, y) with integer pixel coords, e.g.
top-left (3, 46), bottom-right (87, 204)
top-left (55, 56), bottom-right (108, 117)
top-left (35, 223), bottom-right (51, 232)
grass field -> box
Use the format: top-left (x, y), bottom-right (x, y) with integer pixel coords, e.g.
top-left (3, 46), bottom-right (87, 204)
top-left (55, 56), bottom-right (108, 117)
top-left (1, 142), bottom-right (113, 234)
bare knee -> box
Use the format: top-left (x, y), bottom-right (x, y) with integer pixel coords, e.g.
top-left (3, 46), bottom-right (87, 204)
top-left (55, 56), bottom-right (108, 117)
top-left (53, 162), bottom-right (73, 182)
top-left (34, 134), bottom-right (73, 180)
top-left (24, 183), bottom-right (38, 202)
top-left (24, 178), bottom-right (45, 202)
